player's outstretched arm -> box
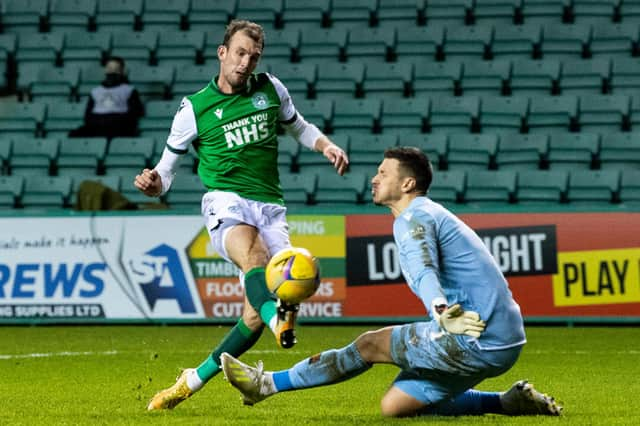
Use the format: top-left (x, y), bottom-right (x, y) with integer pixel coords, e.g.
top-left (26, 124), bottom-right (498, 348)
top-left (134, 168), bottom-right (162, 197)
top-left (314, 135), bottom-right (349, 175)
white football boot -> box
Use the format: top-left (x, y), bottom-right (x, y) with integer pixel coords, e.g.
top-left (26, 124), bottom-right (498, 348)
top-left (221, 352), bottom-right (276, 406)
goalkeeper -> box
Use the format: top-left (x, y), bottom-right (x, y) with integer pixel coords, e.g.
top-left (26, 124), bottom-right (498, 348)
top-left (222, 147), bottom-right (562, 417)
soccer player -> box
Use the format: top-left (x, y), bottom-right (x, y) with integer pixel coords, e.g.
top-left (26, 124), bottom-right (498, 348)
top-left (135, 20), bottom-right (348, 410)
top-left (221, 147), bottom-right (563, 418)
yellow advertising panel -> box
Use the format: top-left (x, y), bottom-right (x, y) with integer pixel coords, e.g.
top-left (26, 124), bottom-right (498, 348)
top-left (552, 248), bottom-right (640, 307)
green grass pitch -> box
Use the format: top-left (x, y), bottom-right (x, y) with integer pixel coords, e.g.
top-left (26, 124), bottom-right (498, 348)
top-left (1, 324), bottom-right (639, 425)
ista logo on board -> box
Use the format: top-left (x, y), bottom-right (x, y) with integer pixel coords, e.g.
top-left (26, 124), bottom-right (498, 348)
top-left (129, 244), bottom-right (196, 314)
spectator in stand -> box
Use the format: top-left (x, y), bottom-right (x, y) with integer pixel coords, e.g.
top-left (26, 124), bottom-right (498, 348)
top-left (70, 57), bottom-right (144, 139)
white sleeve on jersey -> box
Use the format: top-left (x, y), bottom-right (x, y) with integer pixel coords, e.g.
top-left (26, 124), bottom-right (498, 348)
top-left (153, 98), bottom-right (198, 195)
top-left (267, 72), bottom-right (323, 150)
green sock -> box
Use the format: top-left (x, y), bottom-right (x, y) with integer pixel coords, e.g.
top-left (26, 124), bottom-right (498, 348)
top-left (196, 318), bottom-right (263, 382)
top-left (245, 267), bottom-right (278, 329)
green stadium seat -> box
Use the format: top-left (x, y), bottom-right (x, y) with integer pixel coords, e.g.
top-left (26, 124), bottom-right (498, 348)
top-left (10, 137), bottom-right (59, 176)
top-left (377, 0), bottom-right (425, 28)
top-left (495, 133), bottom-right (548, 170)
top-left (460, 59), bottom-right (511, 96)
top-left (314, 62), bottom-right (364, 98)
top-left (516, 170), bottom-right (568, 204)
top-left (578, 94), bottom-right (630, 133)
top-left (294, 98), bottom-right (333, 132)
top-left (345, 26), bottom-right (396, 63)
top-left (0, 139), bottom-right (11, 175)
top-left (428, 95), bottom-right (480, 133)
top-left (559, 58), bottom-right (609, 95)
top-left (48, 0), bottom-right (96, 33)
top-left (380, 97), bottom-right (429, 133)
top-left (103, 136), bottom-right (155, 176)
top-left (527, 95), bottom-right (578, 133)
top-left (16, 33), bottom-right (64, 68)
top-left (77, 63), bottom-right (105, 98)
top-left (521, 0), bottom-right (568, 25)
top-left (0, 175), bottom-right (24, 208)
top-left (464, 170), bottom-right (517, 205)
top-left (260, 28), bottom-right (300, 63)
top-left (188, 0), bottom-right (236, 32)
top-left (110, 31), bottom-right (158, 67)
top-left (572, 0), bottom-right (618, 24)
top-left (491, 23), bottom-right (541, 60)
top-left (619, 170), bottom-right (640, 205)
top-left (156, 31), bottom-right (205, 67)
top-left (328, 0), bottom-right (377, 29)
top-left (599, 132), bottom-right (640, 170)
top-left (629, 92), bottom-right (640, 130)
top-left (277, 135), bottom-right (301, 172)
top-left (141, 0), bottom-right (189, 32)
top-left (473, 0), bottom-right (521, 26)
top-left (128, 65), bottom-right (174, 102)
top-left (510, 58), bottom-right (560, 95)
top-left (280, 171), bottom-right (316, 205)
top-left (61, 31), bottom-right (110, 67)
top-left (567, 169), bottom-right (620, 205)
top-left (347, 134), bottom-right (398, 177)
top-left (0, 33), bottom-right (17, 62)
top-left (479, 96), bottom-right (528, 134)
top-left (269, 62), bottom-right (315, 100)
top-left (164, 174), bottom-right (205, 209)
top-left (619, 0), bottom-right (640, 23)
top-left (1, 0), bottom-right (49, 34)
top-left (395, 25), bottom-right (444, 62)
top-left (282, 0), bottom-right (330, 29)
top-left (19, 64), bottom-right (80, 102)
top-left (413, 60), bottom-right (461, 97)
top-left (547, 132), bottom-right (599, 170)
top-left (447, 133), bottom-right (498, 170)
top-left (426, 0), bottom-right (472, 26)
top-left (363, 62), bottom-right (412, 98)
top-left (43, 101), bottom-right (85, 137)
top-left (540, 23), bottom-right (592, 60)
top-left (591, 22), bottom-right (639, 59)
top-left (57, 137), bottom-right (107, 176)
top-left (236, 0), bottom-right (283, 29)
top-left (21, 175), bottom-right (72, 209)
top-left (0, 102), bottom-right (45, 138)
top-left (611, 57), bottom-right (640, 93)
top-left (139, 100), bottom-right (178, 137)
top-left (314, 172), bottom-right (366, 204)
top-left (95, 0), bottom-right (142, 32)
top-left (403, 133), bottom-right (448, 170)
top-left (172, 64), bottom-right (211, 99)
top-left (428, 170), bottom-right (465, 204)
top-left (298, 28), bottom-right (347, 62)
top-left (331, 98), bottom-right (381, 134)
top-left (443, 25), bottom-right (493, 61)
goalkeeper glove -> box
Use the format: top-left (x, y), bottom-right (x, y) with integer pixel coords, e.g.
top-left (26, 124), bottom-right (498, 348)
top-left (434, 303), bottom-right (486, 338)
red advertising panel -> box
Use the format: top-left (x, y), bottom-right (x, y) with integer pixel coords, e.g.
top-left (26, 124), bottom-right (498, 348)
top-left (345, 213), bottom-right (640, 319)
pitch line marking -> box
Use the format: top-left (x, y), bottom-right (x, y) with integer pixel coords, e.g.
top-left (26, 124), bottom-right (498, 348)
top-left (0, 350), bottom-right (119, 360)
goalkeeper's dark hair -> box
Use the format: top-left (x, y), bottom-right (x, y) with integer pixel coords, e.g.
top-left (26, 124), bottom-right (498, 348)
top-left (223, 19), bottom-right (265, 50)
top-left (383, 146), bottom-right (433, 195)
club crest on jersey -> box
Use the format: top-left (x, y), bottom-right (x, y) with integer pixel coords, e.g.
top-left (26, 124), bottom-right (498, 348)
top-left (214, 108), bottom-right (223, 119)
top-left (251, 92), bottom-right (269, 110)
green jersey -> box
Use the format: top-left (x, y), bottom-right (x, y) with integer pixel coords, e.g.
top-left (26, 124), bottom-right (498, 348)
top-left (185, 73), bottom-right (287, 204)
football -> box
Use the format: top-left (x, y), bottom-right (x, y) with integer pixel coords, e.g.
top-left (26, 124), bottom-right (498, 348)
top-left (265, 247), bottom-right (321, 304)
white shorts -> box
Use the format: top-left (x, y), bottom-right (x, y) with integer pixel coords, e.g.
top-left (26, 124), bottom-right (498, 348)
top-left (201, 191), bottom-right (291, 264)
